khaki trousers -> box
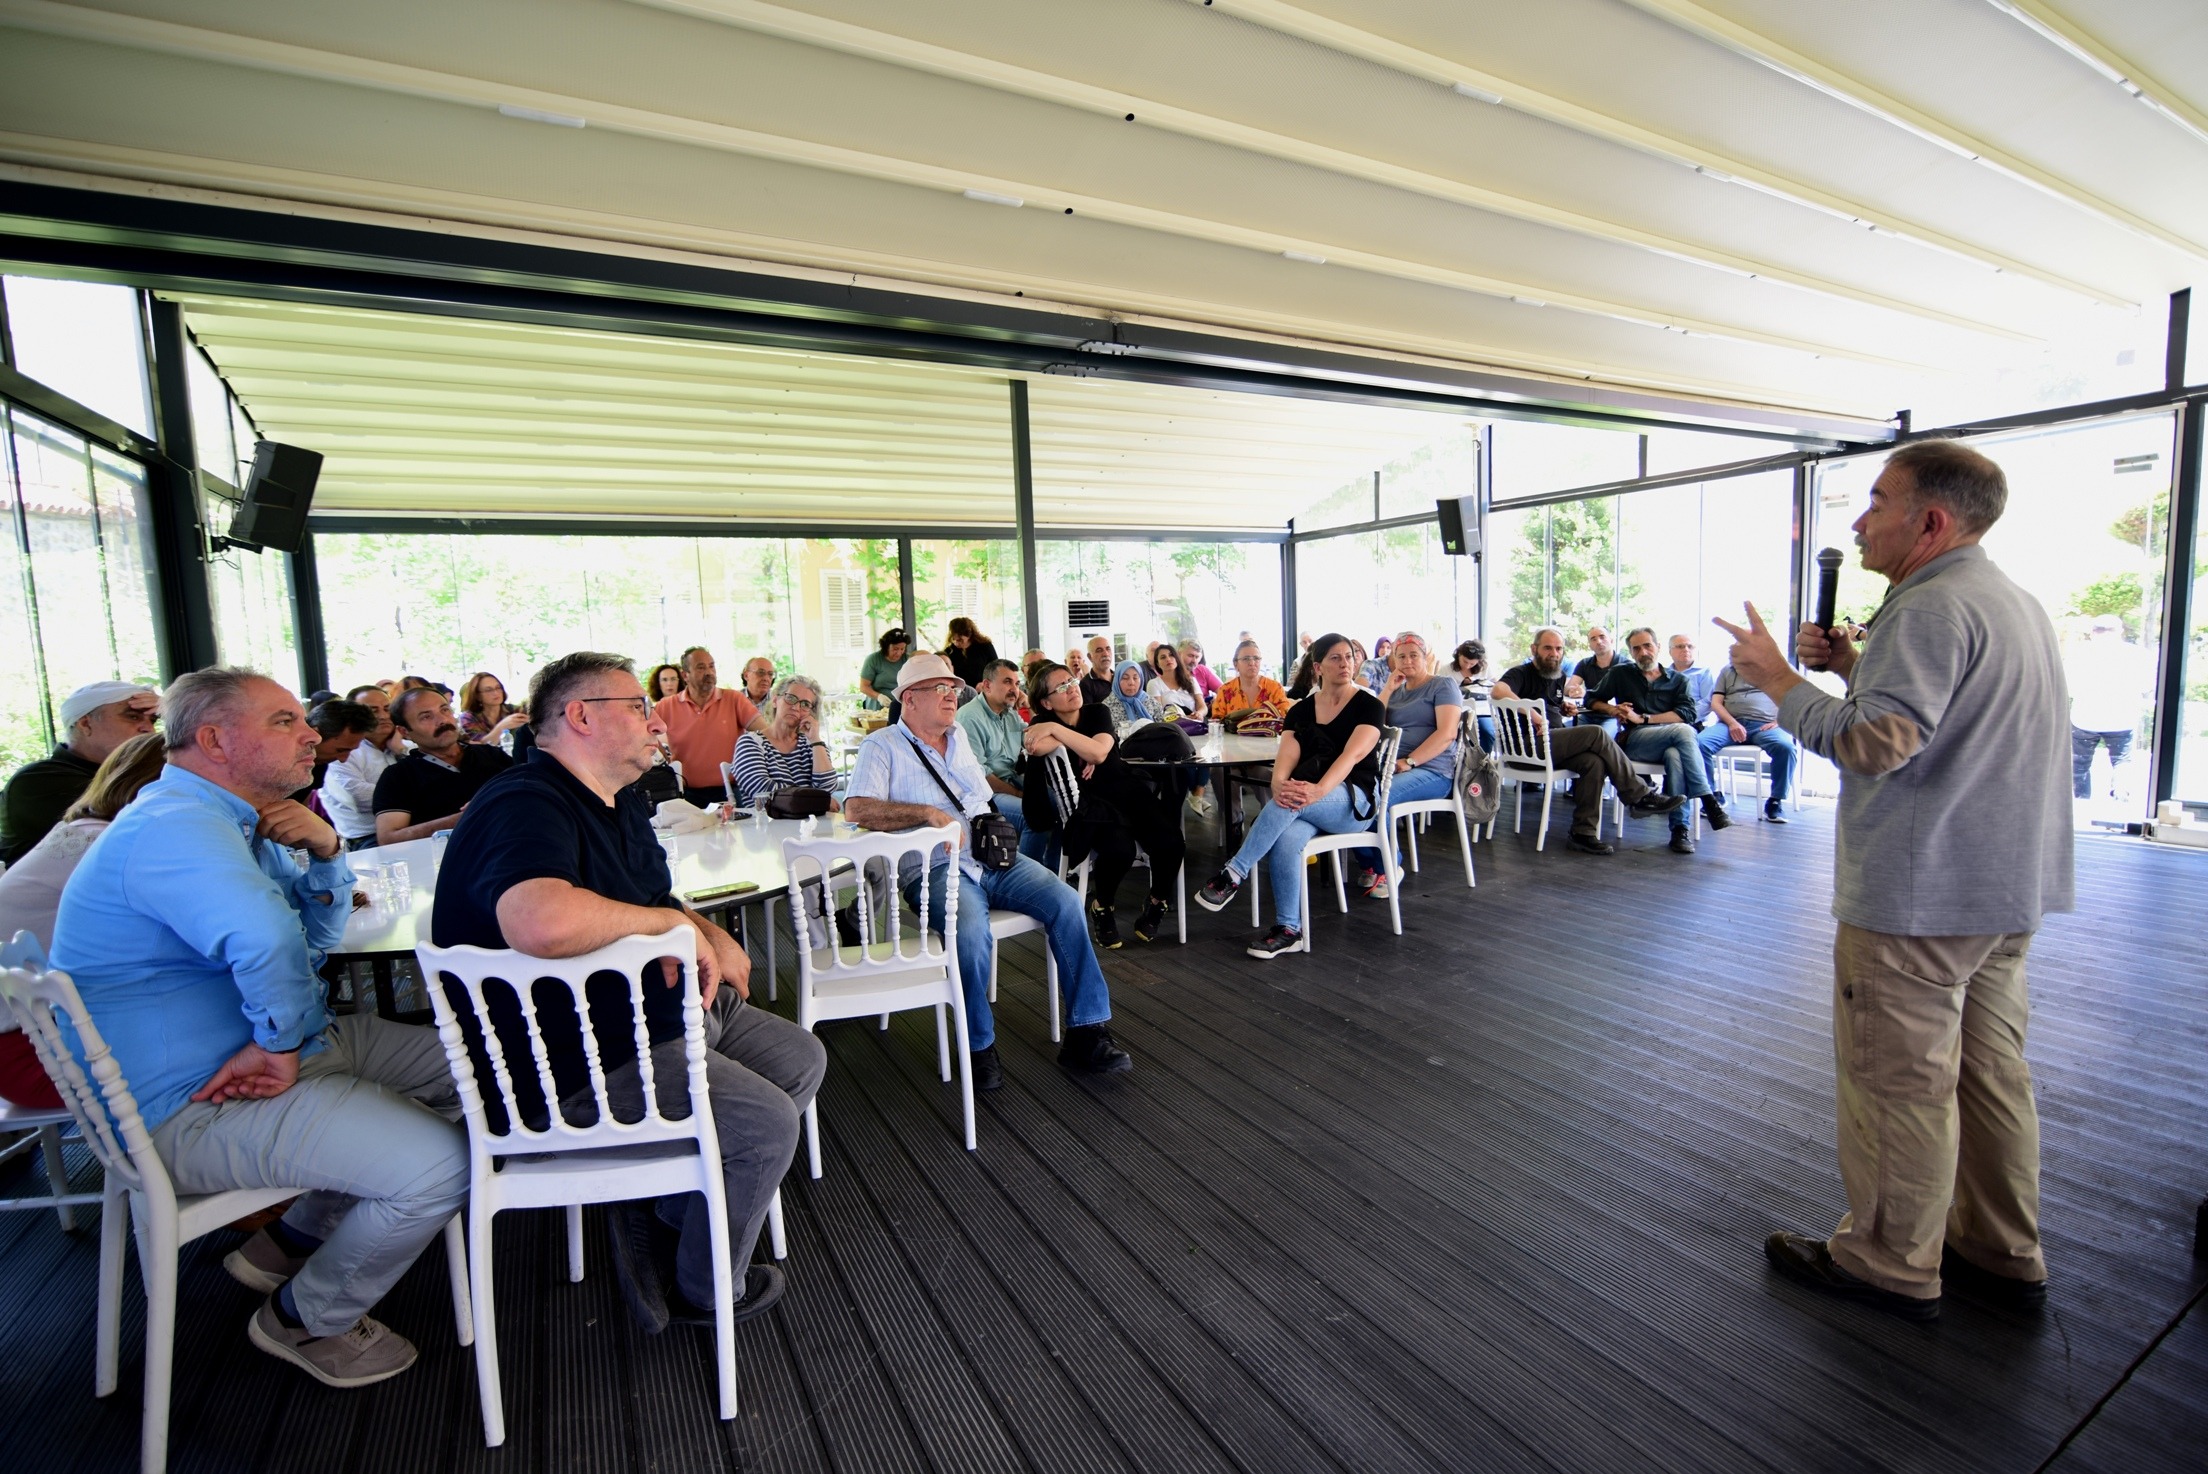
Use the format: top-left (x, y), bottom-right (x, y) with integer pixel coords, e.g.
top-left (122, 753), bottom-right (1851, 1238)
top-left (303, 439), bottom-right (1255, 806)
top-left (1827, 922), bottom-right (2045, 1299)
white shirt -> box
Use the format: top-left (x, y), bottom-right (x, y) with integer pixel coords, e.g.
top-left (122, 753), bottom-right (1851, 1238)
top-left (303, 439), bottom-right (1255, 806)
top-left (322, 739), bottom-right (400, 840)
top-left (1146, 677), bottom-right (1199, 716)
top-left (0, 816), bottom-right (107, 952)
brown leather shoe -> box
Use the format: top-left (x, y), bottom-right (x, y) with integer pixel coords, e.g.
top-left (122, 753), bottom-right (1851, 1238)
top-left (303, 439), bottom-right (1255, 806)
top-left (1765, 1232), bottom-right (1939, 1321)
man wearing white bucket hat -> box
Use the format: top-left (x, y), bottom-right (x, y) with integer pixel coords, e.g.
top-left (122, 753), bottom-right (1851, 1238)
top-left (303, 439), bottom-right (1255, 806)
top-left (845, 652), bottom-right (1130, 1093)
top-left (2, 679), bottom-right (159, 863)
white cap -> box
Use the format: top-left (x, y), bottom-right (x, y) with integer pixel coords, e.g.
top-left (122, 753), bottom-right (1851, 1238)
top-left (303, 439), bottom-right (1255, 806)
top-left (59, 680), bottom-right (156, 730)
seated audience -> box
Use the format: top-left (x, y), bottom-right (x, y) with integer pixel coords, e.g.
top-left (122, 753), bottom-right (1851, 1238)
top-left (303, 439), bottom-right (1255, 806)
top-left (955, 659), bottom-right (1049, 861)
top-left (1493, 629), bottom-right (1686, 855)
top-left (1079, 637), bottom-right (1117, 706)
top-left (727, 675), bottom-right (836, 807)
top-left (648, 662), bottom-right (684, 702)
top-left (844, 654), bottom-right (1130, 1093)
top-left (1698, 664), bottom-right (1797, 823)
top-left (653, 647), bottom-right (759, 808)
top-left (739, 656), bottom-right (775, 708)
top-left (52, 667), bottom-right (468, 1387)
top-left (1360, 636), bottom-right (1394, 693)
top-left (1104, 662), bottom-right (1158, 736)
top-left (0, 731), bottom-right (166, 1109)
top-left (858, 628), bottom-right (911, 715)
top-left (1452, 639), bottom-right (1496, 751)
top-left (1285, 648), bottom-right (1319, 702)
top-left (431, 652), bottom-right (823, 1333)
top-left (1574, 626), bottom-right (1627, 690)
top-left (943, 617), bottom-right (1000, 688)
top-left (1023, 662), bottom-right (1185, 948)
top-left (321, 685), bottom-right (403, 850)
top-left (2, 680), bottom-right (159, 863)
top-left (1351, 632), bottom-right (1463, 896)
top-left (1587, 627), bottom-right (1729, 854)
top-left (1669, 635), bottom-right (1716, 723)
top-left (1179, 641), bottom-right (1222, 705)
top-left (373, 687), bottom-right (513, 843)
top-left (1194, 634), bottom-right (1384, 958)
top-left (296, 700), bottom-right (377, 807)
top-left (1211, 640), bottom-right (1289, 727)
top-left (1064, 647), bottom-right (1089, 689)
top-left (1146, 644), bottom-right (1208, 721)
top-left (456, 671), bottom-right (528, 745)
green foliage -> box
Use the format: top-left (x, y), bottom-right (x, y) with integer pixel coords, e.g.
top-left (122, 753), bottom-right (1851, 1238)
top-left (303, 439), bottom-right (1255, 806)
top-left (2066, 572), bottom-right (2152, 641)
top-left (1502, 497), bottom-right (1642, 659)
top-left (2108, 490), bottom-right (2167, 554)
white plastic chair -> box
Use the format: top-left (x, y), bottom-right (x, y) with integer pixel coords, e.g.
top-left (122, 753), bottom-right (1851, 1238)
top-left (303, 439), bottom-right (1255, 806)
top-left (1716, 744), bottom-right (1785, 816)
top-left (783, 825), bottom-right (969, 1178)
top-left (1607, 753), bottom-right (1697, 840)
top-left (1245, 729), bottom-right (1402, 951)
top-left (0, 957), bottom-right (469, 1474)
top-left (715, 759), bottom-right (784, 999)
top-left (1390, 721), bottom-right (1477, 890)
top-left (0, 932), bottom-right (97, 1229)
top-left (415, 926), bottom-right (752, 1445)
top-left (1490, 698), bottom-right (1566, 849)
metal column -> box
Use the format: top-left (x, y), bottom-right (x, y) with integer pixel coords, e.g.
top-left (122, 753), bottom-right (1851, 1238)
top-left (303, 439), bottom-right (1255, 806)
top-left (144, 298), bottom-right (218, 672)
top-left (1280, 530), bottom-right (1297, 681)
top-left (292, 530), bottom-right (331, 695)
top-left (897, 536), bottom-right (917, 643)
top-left (1010, 380), bottom-right (1041, 651)
top-left (2151, 399), bottom-right (2202, 806)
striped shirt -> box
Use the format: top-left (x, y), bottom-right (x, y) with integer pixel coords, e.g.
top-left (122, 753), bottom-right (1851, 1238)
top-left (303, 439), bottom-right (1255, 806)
top-left (728, 731), bottom-right (827, 805)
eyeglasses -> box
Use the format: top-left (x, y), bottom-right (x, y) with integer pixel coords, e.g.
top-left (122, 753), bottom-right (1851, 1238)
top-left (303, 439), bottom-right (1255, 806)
top-left (575, 696), bottom-right (651, 718)
top-left (1042, 679), bottom-right (1078, 700)
top-left (908, 683), bottom-right (961, 699)
top-left (782, 697), bottom-right (818, 711)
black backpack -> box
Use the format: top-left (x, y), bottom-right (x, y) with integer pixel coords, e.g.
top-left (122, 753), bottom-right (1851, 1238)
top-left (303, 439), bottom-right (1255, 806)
top-left (1118, 721), bottom-right (1195, 764)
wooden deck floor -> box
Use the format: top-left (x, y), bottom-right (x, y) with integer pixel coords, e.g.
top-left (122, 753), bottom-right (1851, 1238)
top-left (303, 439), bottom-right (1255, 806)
top-left (3, 802), bottom-right (2205, 1474)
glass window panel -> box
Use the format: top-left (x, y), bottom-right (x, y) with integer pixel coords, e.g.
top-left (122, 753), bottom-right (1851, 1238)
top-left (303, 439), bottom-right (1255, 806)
top-left (1294, 525), bottom-right (1474, 659)
top-left (1698, 473), bottom-right (1795, 643)
top-left (186, 343), bottom-right (235, 479)
top-left (0, 415), bottom-right (54, 770)
top-left (1813, 415), bottom-right (2174, 825)
top-left (1483, 502), bottom-right (1547, 664)
top-left (2177, 509), bottom-right (2207, 805)
top-left (2, 276), bottom-right (152, 436)
top-left (91, 448), bottom-right (164, 687)
top-left (205, 484), bottom-right (301, 691)
top-left (12, 414), bottom-right (112, 722)
top-left (1615, 483), bottom-right (1701, 653)
top-left (1035, 539), bottom-right (1283, 681)
top-left (1490, 420), bottom-right (1639, 504)
top-left (910, 539), bottom-right (1026, 659)
top-left (1295, 474), bottom-right (1374, 532)
top-left (1377, 423), bottom-right (1480, 521)
top-left (232, 400), bottom-right (259, 487)
top-left (1644, 428), bottom-right (1763, 477)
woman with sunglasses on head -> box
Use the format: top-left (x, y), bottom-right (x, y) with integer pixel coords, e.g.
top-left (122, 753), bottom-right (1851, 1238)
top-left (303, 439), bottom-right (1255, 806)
top-left (727, 675), bottom-right (837, 808)
top-left (1194, 633), bottom-right (1385, 958)
top-left (1023, 662), bottom-right (1186, 948)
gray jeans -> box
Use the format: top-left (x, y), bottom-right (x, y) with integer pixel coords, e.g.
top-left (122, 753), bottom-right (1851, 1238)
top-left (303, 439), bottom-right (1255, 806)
top-left (151, 1015), bottom-right (468, 1336)
top-left (587, 990), bottom-right (825, 1306)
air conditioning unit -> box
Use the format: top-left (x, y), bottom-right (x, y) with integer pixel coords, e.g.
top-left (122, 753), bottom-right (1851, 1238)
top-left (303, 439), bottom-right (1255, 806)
top-left (1065, 598), bottom-right (1110, 629)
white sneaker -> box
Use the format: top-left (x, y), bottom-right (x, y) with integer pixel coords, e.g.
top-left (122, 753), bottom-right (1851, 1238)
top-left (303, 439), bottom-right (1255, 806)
top-left (1188, 791), bottom-right (1217, 817)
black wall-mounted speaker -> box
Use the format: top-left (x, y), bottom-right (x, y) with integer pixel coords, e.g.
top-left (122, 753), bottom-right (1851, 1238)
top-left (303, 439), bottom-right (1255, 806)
top-left (1437, 496), bottom-right (1481, 557)
top-left (226, 442), bottom-right (323, 555)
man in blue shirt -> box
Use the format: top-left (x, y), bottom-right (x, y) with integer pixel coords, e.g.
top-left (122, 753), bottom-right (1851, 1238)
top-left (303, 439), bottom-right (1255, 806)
top-left (52, 668), bottom-right (468, 1390)
top-left (1667, 634), bottom-right (1717, 723)
top-left (845, 654), bottom-right (1129, 1093)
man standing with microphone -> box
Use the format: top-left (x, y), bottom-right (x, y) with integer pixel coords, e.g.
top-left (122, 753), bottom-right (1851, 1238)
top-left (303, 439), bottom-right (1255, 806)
top-left (1715, 438), bottom-right (2071, 1321)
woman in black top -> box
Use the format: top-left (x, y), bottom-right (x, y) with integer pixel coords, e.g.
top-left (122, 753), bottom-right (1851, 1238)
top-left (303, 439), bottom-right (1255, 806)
top-left (1192, 633), bottom-right (1385, 959)
top-left (1021, 662), bottom-right (1187, 949)
top-left (944, 617), bottom-right (999, 687)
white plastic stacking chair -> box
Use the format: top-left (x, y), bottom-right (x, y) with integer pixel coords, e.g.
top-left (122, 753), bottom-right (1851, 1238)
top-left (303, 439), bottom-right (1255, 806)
top-left (1490, 698), bottom-right (1565, 849)
top-left (0, 958), bottom-right (470, 1474)
top-left (415, 927), bottom-right (748, 1445)
top-left (0, 932), bottom-right (98, 1230)
top-left (716, 759), bottom-right (782, 999)
top-left (783, 825), bottom-right (969, 1178)
top-left (1245, 729), bottom-right (1402, 951)
top-left (1389, 722), bottom-right (1477, 890)
top-left (1606, 755), bottom-right (1696, 840)
top-left (1716, 745), bottom-right (1782, 816)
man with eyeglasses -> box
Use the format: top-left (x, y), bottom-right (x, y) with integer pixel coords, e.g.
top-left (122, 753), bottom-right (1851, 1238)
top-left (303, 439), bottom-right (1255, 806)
top-left (955, 658), bottom-right (1051, 862)
top-left (2, 680), bottom-right (159, 863)
top-left (844, 653), bottom-right (1130, 1092)
top-left (432, 652), bottom-right (824, 1334)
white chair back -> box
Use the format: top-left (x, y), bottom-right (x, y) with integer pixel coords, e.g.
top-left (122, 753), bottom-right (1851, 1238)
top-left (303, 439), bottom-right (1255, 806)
top-left (1491, 698), bottom-right (1553, 774)
top-left (0, 949), bottom-right (157, 1209)
top-left (780, 824), bottom-right (961, 985)
top-left (416, 926), bottom-right (709, 1155)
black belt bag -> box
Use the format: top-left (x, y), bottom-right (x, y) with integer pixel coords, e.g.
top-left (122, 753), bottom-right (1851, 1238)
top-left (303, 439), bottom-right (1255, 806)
top-left (903, 732), bottom-right (1020, 871)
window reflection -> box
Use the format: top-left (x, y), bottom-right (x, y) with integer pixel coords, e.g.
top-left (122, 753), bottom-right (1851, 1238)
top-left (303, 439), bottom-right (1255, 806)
top-left (1, 276), bottom-right (152, 436)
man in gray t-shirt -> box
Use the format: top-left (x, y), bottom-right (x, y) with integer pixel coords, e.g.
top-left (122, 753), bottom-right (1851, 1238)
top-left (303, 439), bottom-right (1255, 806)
top-left (1694, 664), bottom-right (1796, 821)
top-left (1716, 439), bottom-right (2070, 1324)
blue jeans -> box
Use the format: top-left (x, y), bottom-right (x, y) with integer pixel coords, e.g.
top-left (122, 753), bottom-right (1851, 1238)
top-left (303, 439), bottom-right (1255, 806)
top-left (913, 856), bottom-right (1111, 1052)
top-left (1226, 785), bottom-right (1376, 932)
top-left (1351, 765), bottom-right (1455, 874)
top-left (1621, 723), bottom-right (1711, 829)
top-left (1697, 721), bottom-right (1795, 803)
top-left (994, 791), bottom-right (1056, 864)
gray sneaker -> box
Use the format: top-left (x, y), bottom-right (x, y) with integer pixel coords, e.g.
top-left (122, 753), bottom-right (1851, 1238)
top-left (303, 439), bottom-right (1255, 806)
top-left (224, 1228), bottom-right (309, 1293)
top-left (248, 1297), bottom-right (419, 1388)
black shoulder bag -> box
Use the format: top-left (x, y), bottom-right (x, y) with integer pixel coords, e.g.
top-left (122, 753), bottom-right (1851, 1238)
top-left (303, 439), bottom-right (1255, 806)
top-left (902, 731), bottom-right (1020, 871)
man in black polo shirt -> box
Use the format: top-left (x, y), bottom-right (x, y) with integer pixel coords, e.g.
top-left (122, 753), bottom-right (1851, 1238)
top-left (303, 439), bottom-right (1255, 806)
top-left (1588, 627), bottom-right (1728, 854)
top-left (372, 688), bottom-right (511, 844)
top-left (431, 651), bottom-right (823, 1335)
top-left (1493, 627), bottom-right (1683, 855)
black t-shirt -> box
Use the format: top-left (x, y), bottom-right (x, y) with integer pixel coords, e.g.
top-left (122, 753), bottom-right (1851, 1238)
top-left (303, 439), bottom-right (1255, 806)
top-left (431, 748), bottom-right (690, 1131)
top-left (949, 640), bottom-right (1000, 687)
top-left (371, 745), bottom-right (513, 824)
top-left (1, 744), bottom-right (99, 863)
top-left (1573, 653), bottom-right (1626, 691)
top-left (1497, 661), bottom-right (1571, 724)
top-left (1283, 687), bottom-right (1386, 790)
top-left (1078, 673), bottom-right (1115, 707)
top-left (1021, 703), bottom-right (1119, 831)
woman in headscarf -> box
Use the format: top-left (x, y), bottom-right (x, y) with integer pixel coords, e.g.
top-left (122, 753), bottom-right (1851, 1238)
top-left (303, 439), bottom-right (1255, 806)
top-left (1103, 660), bottom-right (1156, 736)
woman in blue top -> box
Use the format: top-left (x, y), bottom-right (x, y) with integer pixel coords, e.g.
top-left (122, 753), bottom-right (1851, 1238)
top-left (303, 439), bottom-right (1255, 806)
top-left (1350, 631), bottom-right (1463, 897)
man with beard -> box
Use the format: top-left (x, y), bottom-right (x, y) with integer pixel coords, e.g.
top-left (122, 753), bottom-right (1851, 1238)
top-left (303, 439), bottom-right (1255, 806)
top-left (1588, 627), bottom-right (1729, 854)
top-left (1493, 628), bottom-right (1686, 855)
top-left (654, 647), bottom-right (760, 807)
top-left (372, 687), bottom-right (512, 844)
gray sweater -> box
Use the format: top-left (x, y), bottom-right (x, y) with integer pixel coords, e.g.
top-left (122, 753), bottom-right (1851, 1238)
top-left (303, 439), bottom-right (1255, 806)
top-left (1778, 544), bottom-right (2073, 937)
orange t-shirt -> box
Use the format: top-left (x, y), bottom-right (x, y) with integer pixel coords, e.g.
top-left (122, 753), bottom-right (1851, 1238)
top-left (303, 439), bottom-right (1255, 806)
top-left (1211, 675), bottom-right (1288, 719)
top-left (654, 688), bottom-right (759, 784)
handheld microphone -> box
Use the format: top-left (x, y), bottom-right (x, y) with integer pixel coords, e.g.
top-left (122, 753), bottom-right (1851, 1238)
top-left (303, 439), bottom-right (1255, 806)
top-left (1805, 547), bottom-right (1845, 670)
